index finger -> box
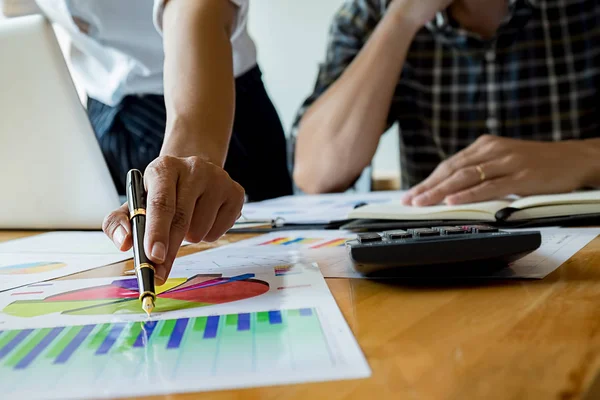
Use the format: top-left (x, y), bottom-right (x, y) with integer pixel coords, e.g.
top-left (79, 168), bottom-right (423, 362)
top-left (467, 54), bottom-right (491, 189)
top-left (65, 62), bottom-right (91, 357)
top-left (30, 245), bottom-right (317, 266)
top-left (143, 168), bottom-right (177, 265)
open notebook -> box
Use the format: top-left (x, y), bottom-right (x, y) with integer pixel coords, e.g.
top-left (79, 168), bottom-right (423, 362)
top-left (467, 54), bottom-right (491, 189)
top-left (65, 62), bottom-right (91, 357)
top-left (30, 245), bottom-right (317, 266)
top-left (348, 190), bottom-right (600, 223)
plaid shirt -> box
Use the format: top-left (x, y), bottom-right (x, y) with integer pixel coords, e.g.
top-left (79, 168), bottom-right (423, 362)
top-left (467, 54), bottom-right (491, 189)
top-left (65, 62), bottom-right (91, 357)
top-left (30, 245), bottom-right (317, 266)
top-left (293, 0), bottom-right (600, 189)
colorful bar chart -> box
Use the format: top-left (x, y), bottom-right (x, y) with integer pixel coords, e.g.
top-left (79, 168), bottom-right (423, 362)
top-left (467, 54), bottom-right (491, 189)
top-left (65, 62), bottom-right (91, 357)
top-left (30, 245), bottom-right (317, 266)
top-left (258, 237), bottom-right (347, 249)
top-left (0, 308), bottom-right (333, 395)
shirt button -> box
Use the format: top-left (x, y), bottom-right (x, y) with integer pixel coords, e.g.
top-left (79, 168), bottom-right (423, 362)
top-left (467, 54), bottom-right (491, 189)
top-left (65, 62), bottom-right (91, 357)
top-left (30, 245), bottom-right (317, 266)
top-left (485, 50), bottom-right (496, 62)
top-left (486, 117), bottom-right (499, 131)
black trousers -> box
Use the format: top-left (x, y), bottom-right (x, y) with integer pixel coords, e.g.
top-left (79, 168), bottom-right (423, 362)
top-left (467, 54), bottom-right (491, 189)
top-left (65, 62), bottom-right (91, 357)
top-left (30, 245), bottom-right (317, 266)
top-left (87, 66), bottom-right (293, 202)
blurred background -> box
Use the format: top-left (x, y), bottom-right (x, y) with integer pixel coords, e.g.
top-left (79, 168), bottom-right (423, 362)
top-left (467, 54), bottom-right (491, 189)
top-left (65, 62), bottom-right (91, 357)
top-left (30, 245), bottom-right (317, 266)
top-left (0, 0), bottom-right (401, 190)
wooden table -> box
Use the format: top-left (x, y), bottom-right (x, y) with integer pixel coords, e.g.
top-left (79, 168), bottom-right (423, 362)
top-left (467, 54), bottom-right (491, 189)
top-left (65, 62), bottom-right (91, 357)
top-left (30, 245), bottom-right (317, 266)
top-left (2, 230), bottom-right (600, 400)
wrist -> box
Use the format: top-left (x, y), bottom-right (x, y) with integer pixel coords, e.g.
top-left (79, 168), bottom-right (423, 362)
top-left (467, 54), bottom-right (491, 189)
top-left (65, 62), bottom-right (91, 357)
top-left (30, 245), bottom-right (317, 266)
top-left (387, 1), bottom-right (437, 32)
top-left (161, 116), bottom-right (229, 166)
top-left (564, 140), bottom-right (600, 188)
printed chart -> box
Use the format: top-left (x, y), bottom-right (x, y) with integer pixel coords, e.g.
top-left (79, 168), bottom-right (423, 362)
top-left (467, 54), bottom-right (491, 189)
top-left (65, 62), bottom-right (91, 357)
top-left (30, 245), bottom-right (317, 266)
top-left (0, 308), bottom-right (337, 398)
top-left (0, 261), bottom-right (371, 399)
top-left (257, 236), bottom-right (348, 249)
top-left (0, 262), bottom-right (66, 276)
top-left (219, 230), bottom-right (355, 252)
top-left (0, 253), bottom-right (132, 293)
top-left (3, 274), bottom-right (269, 317)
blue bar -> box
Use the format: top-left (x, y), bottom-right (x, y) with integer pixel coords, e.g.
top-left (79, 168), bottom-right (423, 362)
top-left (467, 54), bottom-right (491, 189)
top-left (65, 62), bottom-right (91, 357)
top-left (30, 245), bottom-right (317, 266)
top-left (133, 321), bottom-right (158, 348)
top-left (15, 327), bottom-right (64, 370)
top-left (203, 316), bottom-right (220, 339)
top-left (95, 324), bottom-right (126, 355)
top-left (282, 238), bottom-right (304, 246)
top-left (299, 308), bottom-right (313, 317)
top-left (55, 325), bottom-right (95, 364)
top-left (167, 319), bottom-right (189, 349)
top-left (0, 329), bottom-right (33, 360)
top-left (268, 311), bottom-right (282, 325)
top-left (237, 313), bottom-right (250, 331)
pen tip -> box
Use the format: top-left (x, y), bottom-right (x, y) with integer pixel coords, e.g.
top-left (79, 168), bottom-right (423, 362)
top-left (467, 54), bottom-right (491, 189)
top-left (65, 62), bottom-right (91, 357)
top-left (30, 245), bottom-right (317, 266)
top-left (142, 296), bottom-right (155, 316)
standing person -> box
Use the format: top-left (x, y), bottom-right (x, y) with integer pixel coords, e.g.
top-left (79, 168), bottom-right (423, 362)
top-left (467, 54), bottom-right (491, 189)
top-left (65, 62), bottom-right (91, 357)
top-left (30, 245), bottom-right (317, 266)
top-left (31, 0), bottom-right (293, 282)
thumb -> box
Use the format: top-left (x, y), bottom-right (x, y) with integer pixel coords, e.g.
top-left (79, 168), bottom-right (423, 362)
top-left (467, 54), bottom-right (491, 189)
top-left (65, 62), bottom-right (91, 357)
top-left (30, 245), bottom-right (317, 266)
top-left (102, 203), bottom-right (133, 251)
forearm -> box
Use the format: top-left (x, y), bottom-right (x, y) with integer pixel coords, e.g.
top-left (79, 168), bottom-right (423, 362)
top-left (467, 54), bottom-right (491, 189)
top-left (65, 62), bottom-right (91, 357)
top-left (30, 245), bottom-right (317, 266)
top-left (160, 0), bottom-right (235, 167)
top-left (294, 10), bottom-right (421, 193)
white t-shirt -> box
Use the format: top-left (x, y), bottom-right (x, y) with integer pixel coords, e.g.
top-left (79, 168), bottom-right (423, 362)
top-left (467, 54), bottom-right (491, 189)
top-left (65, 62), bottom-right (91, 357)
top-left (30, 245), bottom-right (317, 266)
top-left (35, 0), bottom-right (257, 106)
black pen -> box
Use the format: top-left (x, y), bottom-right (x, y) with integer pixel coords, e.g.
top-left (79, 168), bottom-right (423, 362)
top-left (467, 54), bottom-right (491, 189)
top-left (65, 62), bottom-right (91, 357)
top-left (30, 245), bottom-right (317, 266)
top-left (126, 169), bottom-right (156, 316)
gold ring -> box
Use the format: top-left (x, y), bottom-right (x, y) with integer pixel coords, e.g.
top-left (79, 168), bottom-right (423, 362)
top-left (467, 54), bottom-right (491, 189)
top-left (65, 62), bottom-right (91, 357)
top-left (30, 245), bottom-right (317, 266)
top-left (475, 165), bottom-right (486, 182)
top-left (136, 263), bottom-right (155, 273)
top-left (130, 208), bottom-right (146, 220)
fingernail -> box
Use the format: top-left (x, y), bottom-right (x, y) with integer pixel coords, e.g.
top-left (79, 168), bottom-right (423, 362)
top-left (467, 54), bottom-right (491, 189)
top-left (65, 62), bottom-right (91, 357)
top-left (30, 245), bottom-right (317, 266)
top-left (114, 226), bottom-right (126, 248)
top-left (151, 242), bottom-right (166, 263)
top-left (155, 266), bottom-right (167, 285)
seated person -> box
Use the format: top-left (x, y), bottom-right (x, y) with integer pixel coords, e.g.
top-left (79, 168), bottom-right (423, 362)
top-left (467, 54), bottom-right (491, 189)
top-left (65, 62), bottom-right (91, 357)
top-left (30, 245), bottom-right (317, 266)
top-left (28, 0), bottom-right (293, 282)
top-left (292, 0), bottom-right (600, 206)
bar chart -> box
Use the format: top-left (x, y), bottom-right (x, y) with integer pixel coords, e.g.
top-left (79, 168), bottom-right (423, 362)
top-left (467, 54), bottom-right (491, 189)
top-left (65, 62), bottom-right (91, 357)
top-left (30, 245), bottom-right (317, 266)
top-left (0, 308), bottom-right (334, 397)
top-left (258, 236), bottom-right (348, 249)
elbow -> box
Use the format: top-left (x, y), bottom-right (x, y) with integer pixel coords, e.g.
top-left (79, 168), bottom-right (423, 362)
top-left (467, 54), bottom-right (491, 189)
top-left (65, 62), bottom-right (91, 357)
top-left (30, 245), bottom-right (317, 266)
top-left (293, 161), bottom-right (331, 194)
top-left (293, 143), bottom-right (356, 194)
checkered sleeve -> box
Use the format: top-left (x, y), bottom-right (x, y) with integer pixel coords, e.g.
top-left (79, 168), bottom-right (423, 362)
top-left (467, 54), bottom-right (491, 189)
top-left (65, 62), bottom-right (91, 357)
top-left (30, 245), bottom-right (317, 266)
top-left (291, 0), bottom-right (387, 131)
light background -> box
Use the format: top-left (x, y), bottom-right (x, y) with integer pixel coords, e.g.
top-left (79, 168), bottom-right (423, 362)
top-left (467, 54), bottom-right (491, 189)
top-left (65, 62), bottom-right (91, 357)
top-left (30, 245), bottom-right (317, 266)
top-left (1, 0), bottom-right (401, 180)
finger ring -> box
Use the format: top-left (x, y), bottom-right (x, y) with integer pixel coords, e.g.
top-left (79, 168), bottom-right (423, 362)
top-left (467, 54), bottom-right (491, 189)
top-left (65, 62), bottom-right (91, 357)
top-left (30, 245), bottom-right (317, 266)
top-left (475, 165), bottom-right (486, 182)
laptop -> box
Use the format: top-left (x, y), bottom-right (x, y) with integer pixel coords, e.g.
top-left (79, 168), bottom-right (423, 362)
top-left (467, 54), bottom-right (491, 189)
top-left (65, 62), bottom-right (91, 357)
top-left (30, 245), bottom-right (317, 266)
top-left (0, 15), bottom-right (121, 229)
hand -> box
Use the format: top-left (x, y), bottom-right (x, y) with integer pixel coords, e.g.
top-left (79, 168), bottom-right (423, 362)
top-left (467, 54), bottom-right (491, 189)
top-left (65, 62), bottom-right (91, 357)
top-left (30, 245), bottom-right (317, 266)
top-left (402, 135), bottom-right (589, 206)
top-left (389, 0), bottom-right (454, 27)
top-left (102, 155), bottom-right (245, 284)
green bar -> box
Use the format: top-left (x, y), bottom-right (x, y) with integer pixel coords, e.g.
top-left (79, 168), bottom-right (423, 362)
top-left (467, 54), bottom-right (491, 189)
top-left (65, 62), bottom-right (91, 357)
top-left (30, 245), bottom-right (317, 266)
top-left (46, 326), bottom-right (82, 359)
top-left (159, 320), bottom-right (176, 337)
top-left (87, 324), bottom-right (111, 350)
top-left (193, 316), bottom-right (207, 332)
top-left (5, 328), bottom-right (51, 367)
top-left (225, 314), bottom-right (238, 326)
top-left (257, 312), bottom-right (269, 323)
top-left (120, 323), bottom-right (143, 350)
top-left (0, 330), bottom-right (20, 351)
top-left (287, 309), bottom-right (300, 317)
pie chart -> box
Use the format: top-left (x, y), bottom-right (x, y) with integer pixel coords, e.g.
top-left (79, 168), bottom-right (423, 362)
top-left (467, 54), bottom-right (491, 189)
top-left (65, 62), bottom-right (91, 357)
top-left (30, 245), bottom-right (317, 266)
top-left (0, 261), bottom-right (66, 275)
top-left (3, 273), bottom-right (270, 317)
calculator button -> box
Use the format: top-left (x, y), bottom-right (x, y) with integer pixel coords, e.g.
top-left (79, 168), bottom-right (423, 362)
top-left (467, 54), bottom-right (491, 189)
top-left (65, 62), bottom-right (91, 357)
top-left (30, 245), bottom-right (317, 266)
top-left (464, 225), bottom-right (499, 233)
top-left (383, 230), bottom-right (412, 240)
top-left (408, 228), bottom-right (440, 237)
top-left (433, 226), bottom-right (467, 235)
top-left (357, 232), bottom-right (382, 243)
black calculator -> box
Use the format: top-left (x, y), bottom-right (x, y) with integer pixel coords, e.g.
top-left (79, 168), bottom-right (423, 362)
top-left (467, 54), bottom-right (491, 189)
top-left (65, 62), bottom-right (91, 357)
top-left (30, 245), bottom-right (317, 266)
top-left (345, 225), bottom-right (542, 276)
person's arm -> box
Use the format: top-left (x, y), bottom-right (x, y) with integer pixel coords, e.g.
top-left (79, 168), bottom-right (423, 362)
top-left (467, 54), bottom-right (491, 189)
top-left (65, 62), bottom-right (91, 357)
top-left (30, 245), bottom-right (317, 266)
top-left (293, 0), bottom-right (452, 194)
top-left (102, 0), bottom-right (245, 284)
top-left (401, 136), bottom-right (600, 206)
top-left (160, 0), bottom-right (235, 165)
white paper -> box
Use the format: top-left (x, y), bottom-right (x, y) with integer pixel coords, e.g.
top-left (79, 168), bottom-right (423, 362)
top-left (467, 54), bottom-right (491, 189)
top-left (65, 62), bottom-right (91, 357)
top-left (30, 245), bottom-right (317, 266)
top-left (241, 191), bottom-right (406, 224)
top-left (0, 232), bottom-right (133, 292)
top-left (0, 261), bottom-right (370, 399)
top-left (0, 253), bottom-right (131, 292)
top-left (195, 228), bottom-right (600, 280)
top-left (0, 232), bottom-right (131, 256)
top-left (0, 232), bottom-right (196, 291)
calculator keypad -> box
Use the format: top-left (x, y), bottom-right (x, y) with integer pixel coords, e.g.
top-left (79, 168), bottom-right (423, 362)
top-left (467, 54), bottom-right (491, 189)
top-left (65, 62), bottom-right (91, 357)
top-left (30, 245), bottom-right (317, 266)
top-left (353, 225), bottom-right (500, 246)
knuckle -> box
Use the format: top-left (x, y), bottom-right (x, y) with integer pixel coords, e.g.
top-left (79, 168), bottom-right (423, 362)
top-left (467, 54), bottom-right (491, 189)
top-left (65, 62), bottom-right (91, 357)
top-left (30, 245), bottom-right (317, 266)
top-left (186, 230), bottom-right (204, 244)
top-left (477, 134), bottom-right (493, 144)
top-left (148, 195), bottom-right (176, 216)
top-left (102, 212), bottom-right (121, 235)
top-left (171, 207), bottom-right (190, 233)
top-left (456, 169), bottom-right (472, 181)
